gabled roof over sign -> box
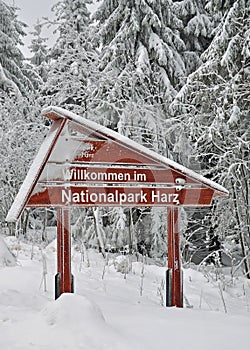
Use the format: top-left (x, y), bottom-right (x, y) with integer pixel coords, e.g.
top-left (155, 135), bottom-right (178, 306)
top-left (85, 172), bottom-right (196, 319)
top-left (6, 106), bottom-right (228, 222)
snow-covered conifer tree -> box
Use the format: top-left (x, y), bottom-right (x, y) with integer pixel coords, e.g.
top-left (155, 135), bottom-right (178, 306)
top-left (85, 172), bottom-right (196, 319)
top-left (29, 20), bottom-right (49, 81)
top-left (172, 0), bottom-right (214, 75)
top-left (171, 0), bottom-right (250, 275)
top-left (91, 0), bottom-right (187, 131)
top-left (41, 0), bottom-right (98, 113)
top-left (0, 1), bottom-right (34, 95)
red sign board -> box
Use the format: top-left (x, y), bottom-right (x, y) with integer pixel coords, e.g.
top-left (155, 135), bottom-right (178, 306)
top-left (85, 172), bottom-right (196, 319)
top-left (6, 106), bottom-right (228, 221)
top-left (27, 186), bottom-right (214, 207)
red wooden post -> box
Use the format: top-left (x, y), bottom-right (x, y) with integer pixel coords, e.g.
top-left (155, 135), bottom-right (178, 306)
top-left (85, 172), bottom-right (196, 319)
top-left (167, 207), bottom-right (183, 307)
top-left (167, 208), bottom-right (174, 270)
top-left (173, 207), bottom-right (182, 307)
top-left (57, 208), bottom-right (63, 291)
top-left (55, 207), bottom-right (73, 299)
top-left (62, 208), bottom-right (71, 293)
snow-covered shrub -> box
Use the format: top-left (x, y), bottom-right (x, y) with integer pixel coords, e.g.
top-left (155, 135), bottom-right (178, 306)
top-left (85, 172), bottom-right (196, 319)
top-left (0, 236), bottom-right (16, 267)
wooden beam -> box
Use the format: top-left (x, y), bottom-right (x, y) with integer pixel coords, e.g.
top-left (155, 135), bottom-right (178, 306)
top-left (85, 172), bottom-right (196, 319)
top-left (167, 207), bottom-right (183, 307)
top-left (56, 207), bottom-right (73, 298)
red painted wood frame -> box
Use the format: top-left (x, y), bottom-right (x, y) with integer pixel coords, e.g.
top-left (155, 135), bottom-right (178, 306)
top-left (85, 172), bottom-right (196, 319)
top-left (167, 207), bottom-right (182, 307)
top-left (57, 208), bottom-right (72, 297)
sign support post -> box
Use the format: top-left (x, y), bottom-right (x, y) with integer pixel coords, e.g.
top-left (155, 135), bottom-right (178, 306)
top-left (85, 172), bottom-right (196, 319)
top-left (166, 207), bottom-right (183, 307)
top-left (55, 207), bottom-right (73, 299)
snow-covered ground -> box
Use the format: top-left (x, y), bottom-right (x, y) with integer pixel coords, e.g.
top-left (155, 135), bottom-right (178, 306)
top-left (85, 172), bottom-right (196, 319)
top-left (0, 235), bottom-right (249, 350)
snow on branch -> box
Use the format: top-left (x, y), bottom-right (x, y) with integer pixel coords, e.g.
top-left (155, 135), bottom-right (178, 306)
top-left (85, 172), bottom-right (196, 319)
top-left (0, 63), bottom-right (21, 97)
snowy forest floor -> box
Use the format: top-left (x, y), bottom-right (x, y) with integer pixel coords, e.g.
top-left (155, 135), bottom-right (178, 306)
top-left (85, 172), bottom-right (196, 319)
top-left (0, 235), bottom-right (250, 350)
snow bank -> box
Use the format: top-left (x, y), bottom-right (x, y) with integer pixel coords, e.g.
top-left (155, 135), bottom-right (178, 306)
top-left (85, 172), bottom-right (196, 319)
top-left (0, 242), bottom-right (249, 350)
top-left (42, 293), bottom-right (105, 328)
top-left (9, 293), bottom-right (133, 350)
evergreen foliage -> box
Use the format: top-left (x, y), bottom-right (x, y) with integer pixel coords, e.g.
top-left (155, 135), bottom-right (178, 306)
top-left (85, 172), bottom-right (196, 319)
top-left (1, 0), bottom-right (249, 274)
top-left (29, 20), bottom-right (49, 81)
top-left (0, 92), bottom-right (46, 223)
top-left (171, 0), bottom-right (250, 273)
top-left (172, 0), bottom-right (214, 75)
top-left (41, 0), bottom-right (97, 113)
top-left (92, 0), bottom-right (187, 127)
top-left (0, 1), bottom-right (34, 95)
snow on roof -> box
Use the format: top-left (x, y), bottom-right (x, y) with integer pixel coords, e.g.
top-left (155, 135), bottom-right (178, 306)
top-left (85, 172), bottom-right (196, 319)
top-left (42, 106), bottom-right (229, 195)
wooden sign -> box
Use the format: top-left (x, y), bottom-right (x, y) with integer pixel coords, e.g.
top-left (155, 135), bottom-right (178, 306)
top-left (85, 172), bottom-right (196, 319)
top-left (6, 106), bottom-right (228, 307)
top-left (27, 186), bottom-right (214, 207)
top-left (6, 106), bottom-right (228, 221)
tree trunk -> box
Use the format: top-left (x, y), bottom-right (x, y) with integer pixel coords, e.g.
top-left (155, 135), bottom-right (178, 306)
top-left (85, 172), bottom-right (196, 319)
top-left (92, 208), bottom-right (106, 257)
top-left (241, 165), bottom-right (250, 242)
top-left (128, 209), bottom-right (134, 255)
top-left (42, 208), bottom-right (47, 242)
top-left (22, 209), bottom-right (30, 239)
top-left (231, 181), bottom-right (250, 279)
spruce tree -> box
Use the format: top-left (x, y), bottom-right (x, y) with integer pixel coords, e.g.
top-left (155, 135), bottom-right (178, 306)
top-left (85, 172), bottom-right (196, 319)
top-left (0, 0), bottom-right (34, 95)
top-left (41, 0), bottom-right (97, 113)
top-left (29, 20), bottom-right (49, 82)
top-left (172, 0), bottom-right (214, 75)
top-left (171, 0), bottom-right (250, 273)
top-left (91, 0), bottom-right (187, 132)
